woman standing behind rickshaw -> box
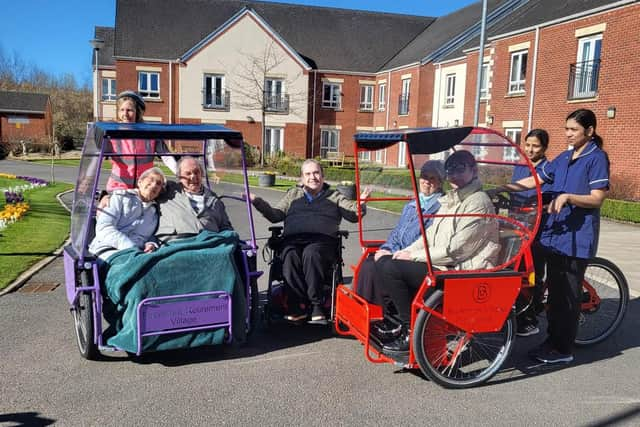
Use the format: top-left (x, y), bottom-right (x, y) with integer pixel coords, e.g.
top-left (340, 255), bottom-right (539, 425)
top-left (492, 109), bottom-right (609, 364)
top-left (105, 91), bottom-right (177, 192)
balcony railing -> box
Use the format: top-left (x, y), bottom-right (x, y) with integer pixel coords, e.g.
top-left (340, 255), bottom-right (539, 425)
top-left (264, 93), bottom-right (289, 113)
top-left (568, 59), bottom-right (600, 100)
top-left (203, 90), bottom-right (231, 111)
top-left (398, 94), bottom-right (410, 115)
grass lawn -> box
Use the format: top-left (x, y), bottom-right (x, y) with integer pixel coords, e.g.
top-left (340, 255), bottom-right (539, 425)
top-left (0, 182), bottom-right (73, 290)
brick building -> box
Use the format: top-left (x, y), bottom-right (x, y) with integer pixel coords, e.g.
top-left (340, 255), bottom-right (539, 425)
top-left (93, 0), bottom-right (640, 199)
top-left (0, 91), bottom-right (53, 146)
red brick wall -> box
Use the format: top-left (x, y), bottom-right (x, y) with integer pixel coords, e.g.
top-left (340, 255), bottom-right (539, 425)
top-left (116, 60), bottom-right (171, 122)
top-left (0, 112), bottom-right (51, 143)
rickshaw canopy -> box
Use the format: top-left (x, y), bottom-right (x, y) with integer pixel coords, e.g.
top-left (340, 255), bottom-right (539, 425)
top-left (92, 122), bottom-right (244, 148)
top-left (354, 127), bottom-right (474, 154)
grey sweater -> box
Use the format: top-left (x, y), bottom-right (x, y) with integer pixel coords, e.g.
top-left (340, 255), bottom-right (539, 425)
top-left (156, 181), bottom-right (232, 243)
top-left (252, 183), bottom-right (364, 237)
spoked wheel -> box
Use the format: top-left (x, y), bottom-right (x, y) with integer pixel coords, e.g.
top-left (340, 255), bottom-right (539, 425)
top-left (413, 290), bottom-right (515, 389)
top-left (72, 290), bottom-right (99, 360)
top-left (574, 257), bottom-right (629, 346)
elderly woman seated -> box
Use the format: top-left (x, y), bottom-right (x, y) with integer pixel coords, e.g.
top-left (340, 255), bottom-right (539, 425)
top-left (372, 150), bottom-right (500, 355)
top-left (89, 167), bottom-right (165, 261)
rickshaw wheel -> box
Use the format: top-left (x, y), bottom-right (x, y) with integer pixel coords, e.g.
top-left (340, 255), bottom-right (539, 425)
top-left (73, 289), bottom-right (99, 360)
top-left (413, 290), bottom-right (515, 389)
top-left (574, 257), bottom-right (629, 346)
top-left (247, 277), bottom-right (260, 336)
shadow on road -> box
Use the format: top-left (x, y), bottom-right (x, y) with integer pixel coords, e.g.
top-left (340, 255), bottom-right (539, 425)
top-left (0, 412), bottom-right (55, 426)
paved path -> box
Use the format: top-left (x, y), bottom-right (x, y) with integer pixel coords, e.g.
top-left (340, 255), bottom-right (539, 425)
top-left (1, 158), bottom-right (639, 426)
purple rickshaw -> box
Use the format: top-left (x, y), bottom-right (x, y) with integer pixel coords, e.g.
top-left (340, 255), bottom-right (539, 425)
top-left (64, 122), bottom-right (262, 359)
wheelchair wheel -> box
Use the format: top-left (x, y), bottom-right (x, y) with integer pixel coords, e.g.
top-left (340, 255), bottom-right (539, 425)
top-left (72, 270), bottom-right (98, 360)
top-left (413, 290), bottom-right (515, 389)
top-left (574, 257), bottom-right (629, 346)
top-left (247, 277), bottom-right (260, 336)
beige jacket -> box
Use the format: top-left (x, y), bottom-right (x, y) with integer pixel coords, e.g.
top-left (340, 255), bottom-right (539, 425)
top-left (404, 178), bottom-right (500, 270)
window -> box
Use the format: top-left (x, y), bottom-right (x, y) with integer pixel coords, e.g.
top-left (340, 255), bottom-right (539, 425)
top-left (322, 83), bottom-right (341, 109)
top-left (101, 78), bottom-right (116, 101)
top-left (359, 85), bottom-right (374, 111)
top-left (378, 83), bottom-right (386, 111)
top-left (571, 34), bottom-right (602, 99)
top-left (203, 74), bottom-right (226, 108)
top-left (397, 141), bottom-right (407, 167)
top-left (264, 127), bottom-right (284, 156)
top-left (320, 129), bottom-right (340, 157)
top-left (138, 71), bottom-right (160, 98)
top-left (265, 78), bottom-right (287, 112)
top-left (375, 149), bottom-right (384, 163)
top-left (480, 63), bottom-right (489, 99)
top-left (508, 51), bottom-right (527, 93)
top-left (504, 128), bottom-right (522, 162)
top-left (359, 151), bottom-right (371, 161)
top-left (445, 74), bottom-right (456, 106)
top-left (399, 78), bottom-right (410, 115)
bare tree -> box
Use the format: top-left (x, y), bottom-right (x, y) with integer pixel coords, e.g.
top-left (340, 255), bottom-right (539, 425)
top-left (229, 41), bottom-right (305, 167)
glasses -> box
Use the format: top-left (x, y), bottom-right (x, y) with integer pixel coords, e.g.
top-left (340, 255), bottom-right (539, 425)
top-left (445, 163), bottom-right (469, 175)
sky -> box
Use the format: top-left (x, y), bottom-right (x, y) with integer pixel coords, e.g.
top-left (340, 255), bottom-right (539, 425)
top-left (0, 0), bottom-right (479, 88)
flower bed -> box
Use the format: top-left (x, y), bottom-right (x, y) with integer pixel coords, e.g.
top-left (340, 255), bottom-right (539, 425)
top-left (0, 174), bottom-right (49, 231)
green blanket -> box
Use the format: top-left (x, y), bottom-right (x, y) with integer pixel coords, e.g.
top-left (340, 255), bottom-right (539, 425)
top-left (102, 230), bottom-right (246, 353)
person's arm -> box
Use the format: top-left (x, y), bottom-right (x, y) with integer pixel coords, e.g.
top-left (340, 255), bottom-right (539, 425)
top-left (94, 196), bottom-right (137, 251)
top-left (380, 202), bottom-right (413, 253)
top-left (336, 186), bottom-right (372, 222)
top-left (156, 140), bottom-right (178, 174)
top-left (249, 189), bottom-right (293, 223)
top-left (488, 175), bottom-right (539, 196)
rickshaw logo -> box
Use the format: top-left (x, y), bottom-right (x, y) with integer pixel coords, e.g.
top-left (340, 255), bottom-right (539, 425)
top-left (473, 283), bottom-right (491, 303)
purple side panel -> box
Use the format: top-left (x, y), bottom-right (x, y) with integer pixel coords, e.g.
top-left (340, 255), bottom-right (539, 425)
top-left (140, 294), bottom-right (231, 333)
top-left (63, 251), bottom-right (77, 305)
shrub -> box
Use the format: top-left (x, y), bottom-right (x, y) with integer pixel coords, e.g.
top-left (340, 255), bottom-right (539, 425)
top-left (601, 199), bottom-right (640, 223)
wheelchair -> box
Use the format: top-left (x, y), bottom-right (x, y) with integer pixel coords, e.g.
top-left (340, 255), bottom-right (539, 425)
top-left (262, 225), bottom-right (348, 326)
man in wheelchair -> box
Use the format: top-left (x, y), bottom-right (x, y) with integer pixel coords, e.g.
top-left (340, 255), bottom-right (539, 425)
top-left (248, 159), bottom-right (371, 324)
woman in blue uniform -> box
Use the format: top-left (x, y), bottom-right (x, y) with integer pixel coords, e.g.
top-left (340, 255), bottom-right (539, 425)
top-left (491, 109), bottom-right (609, 364)
top-left (512, 129), bottom-right (551, 337)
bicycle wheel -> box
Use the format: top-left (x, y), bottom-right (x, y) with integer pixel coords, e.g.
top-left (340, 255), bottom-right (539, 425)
top-left (72, 271), bottom-right (99, 360)
top-left (575, 257), bottom-right (629, 346)
top-left (413, 290), bottom-right (515, 389)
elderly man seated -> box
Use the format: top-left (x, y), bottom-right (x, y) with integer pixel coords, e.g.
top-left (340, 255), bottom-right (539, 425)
top-left (156, 156), bottom-right (232, 243)
top-left (248, 159), bottom-right (371, 324)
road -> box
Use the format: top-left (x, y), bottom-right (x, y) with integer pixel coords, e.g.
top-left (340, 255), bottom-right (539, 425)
top-left (1, 158), bottom-right (639, 426)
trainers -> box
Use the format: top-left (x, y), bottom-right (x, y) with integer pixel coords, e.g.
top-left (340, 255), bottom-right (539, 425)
top-left (382, 328), bottom-right (410, 355)
top-left (528, 342), bottom-right (573, 364)
top-left (308, 305), bottom-right (327, 325)
top-left (284, 313), bottom-right (308, 322)
top-left (517, 323), bottom-right (540, 337)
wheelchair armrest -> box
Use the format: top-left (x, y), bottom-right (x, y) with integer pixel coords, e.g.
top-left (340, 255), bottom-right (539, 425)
top-left (268, 225), bottom-right (283, 237)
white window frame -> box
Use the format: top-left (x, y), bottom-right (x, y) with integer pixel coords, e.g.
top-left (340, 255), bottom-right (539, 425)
top-left (101, 78), bottom-right (116, 101)
top-left (375, 149), bottom-right (385, 163)
top-left (574, 34), bottom-right (602, 98)
top-left (320, 129), bottom-right (340, 157)
top-left (480, 63), bottom-right (489, 99)
top-left (359, 85), bottom-right (374, 111)
top-left (445, 73), bottom-right (456, 106)
top-left (264, 127), bottom-right (284, 156)
top-left (358, 151), bottom-right (371, 161)
top-left (378, 83), bottom-right (386, 111)
top-left (504, 128), bottom-right (522, 162)
top-left (322, 83), bottom-right (341, 109)
top-left (397, 141), bottom-right (407, 167)
top-left (508, 51), bottom-right (527, 94)
top-left (399, 78), bottom-right (411, 115)
top-left (265, 78), bottom-right (285, 110)
top-left (138, 71), bottom-right (160, 98)
top-left (203, 74), bottom-right (225, 108)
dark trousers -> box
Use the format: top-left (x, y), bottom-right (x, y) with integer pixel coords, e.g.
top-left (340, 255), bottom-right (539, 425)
top-left (518, 241), bottom-right (549, 326)
top-left (356, 255), bottom-right (388, 306)
top-left (546, 253), bottom-right (588, 354)
top-left (377, 257), bottom-right (428, 326)
top-left (281, 234), bottom-right (337, 307)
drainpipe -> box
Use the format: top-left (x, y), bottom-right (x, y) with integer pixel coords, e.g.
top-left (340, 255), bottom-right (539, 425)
top-left (169, 60), bottom-right (173, 123)
top-left (527, 26), bottom-right (540, 132)
top-left (473, 0), bottom-right (488, 126)
top-left (385, 70), bottom-right (391, 130)
top-left (311, 70), bottom-right (317, 157)
top-left (435, 64), bottom-right (442, 127)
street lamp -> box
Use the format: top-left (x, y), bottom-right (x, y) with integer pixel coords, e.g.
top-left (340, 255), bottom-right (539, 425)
top-left (89, 38), bottom-right (105, 122)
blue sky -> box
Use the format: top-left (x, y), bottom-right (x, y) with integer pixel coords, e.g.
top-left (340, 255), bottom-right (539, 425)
top-left (0, 0), bottom-right (479, 87)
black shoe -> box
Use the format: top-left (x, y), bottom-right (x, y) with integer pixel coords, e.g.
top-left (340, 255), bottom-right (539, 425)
top-left (372, 318), bottom-right (402, 338)
top-left (308, 304), bottom-right (327, 325)
top-left (382, 329), bottom-right (410, 355)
